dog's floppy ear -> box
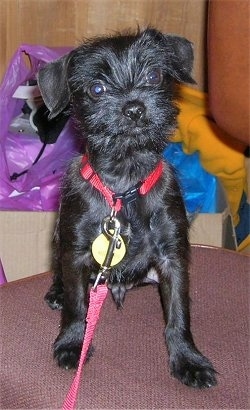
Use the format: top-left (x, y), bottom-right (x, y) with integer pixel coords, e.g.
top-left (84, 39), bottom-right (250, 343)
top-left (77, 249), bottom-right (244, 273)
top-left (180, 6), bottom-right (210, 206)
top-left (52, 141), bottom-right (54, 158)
top-left (164, 35), bottom-right (196, 84)
top-left (37, 53), bottom-right (71, 119)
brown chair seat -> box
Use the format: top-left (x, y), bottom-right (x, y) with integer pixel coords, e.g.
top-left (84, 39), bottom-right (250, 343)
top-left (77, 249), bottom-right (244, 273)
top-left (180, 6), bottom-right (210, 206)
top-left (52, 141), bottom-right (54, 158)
top-left (1, 245), bottom-right (248, 409)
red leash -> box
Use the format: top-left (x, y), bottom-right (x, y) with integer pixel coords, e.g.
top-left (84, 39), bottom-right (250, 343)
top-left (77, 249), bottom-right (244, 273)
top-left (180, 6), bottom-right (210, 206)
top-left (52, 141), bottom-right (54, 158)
top-left (62, 284), bottom-right (108, 410)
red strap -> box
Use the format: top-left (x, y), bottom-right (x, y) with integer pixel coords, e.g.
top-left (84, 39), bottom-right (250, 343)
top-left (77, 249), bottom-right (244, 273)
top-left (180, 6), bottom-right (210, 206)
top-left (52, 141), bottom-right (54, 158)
top-left (62, 284), bottom-right (108, 410)
top-left (139, 161), bottom-right (163, 195)
top-left (80, 154), bottom-right (163, 211)
top-left (80, 156), bottom-right (122, 212)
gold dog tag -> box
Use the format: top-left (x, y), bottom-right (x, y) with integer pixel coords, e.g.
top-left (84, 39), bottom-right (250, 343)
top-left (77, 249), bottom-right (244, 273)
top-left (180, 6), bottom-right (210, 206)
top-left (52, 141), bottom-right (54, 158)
top-left (92, 233), bottom-right (126, 266)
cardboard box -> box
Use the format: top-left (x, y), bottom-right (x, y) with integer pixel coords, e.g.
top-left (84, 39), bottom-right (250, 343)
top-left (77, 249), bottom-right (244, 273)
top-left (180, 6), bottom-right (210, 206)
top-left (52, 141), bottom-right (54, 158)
top-left (189, 182), bottom-right (237, 250)
top-left (0, 183), bottom-right (237, 282)
top-left (0, 211), bottom-right (56, 282)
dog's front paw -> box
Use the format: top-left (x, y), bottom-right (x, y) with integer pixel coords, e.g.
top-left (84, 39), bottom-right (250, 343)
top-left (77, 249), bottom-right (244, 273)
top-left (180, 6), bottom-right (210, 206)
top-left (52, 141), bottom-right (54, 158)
top-left (170, 352), bottom-right (217, 388)
top-left (54, 343), bottom-right (82, 369)
top-left (54, 343), bottom-right (94, 369)
top-left (53, 330), bottom-right (94, 369)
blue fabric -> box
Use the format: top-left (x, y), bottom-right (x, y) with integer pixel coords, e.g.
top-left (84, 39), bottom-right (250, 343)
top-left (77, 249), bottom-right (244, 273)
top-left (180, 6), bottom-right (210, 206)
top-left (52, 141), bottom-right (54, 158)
top-left (164, 143), bottom-right (218, 213)
top-left (235, 192), bottom-right (250, 244)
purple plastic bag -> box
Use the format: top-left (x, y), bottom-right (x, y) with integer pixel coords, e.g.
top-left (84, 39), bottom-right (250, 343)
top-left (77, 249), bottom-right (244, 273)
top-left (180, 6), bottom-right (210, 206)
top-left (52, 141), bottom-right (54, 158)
top-left (0, 258), bottom-right (7, 285)
top-left (0, 44), bottom-right (81, 211)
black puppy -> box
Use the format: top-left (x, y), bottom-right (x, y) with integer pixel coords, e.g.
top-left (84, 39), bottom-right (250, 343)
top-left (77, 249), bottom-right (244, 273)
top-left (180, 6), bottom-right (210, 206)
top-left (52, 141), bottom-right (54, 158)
top-left (38, 28), bottom-right (217, 388)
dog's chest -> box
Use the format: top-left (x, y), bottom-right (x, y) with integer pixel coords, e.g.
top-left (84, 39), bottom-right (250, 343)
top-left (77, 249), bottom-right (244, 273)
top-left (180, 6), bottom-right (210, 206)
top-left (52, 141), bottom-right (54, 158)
top-left (117, 208), bottom-right (159, 261)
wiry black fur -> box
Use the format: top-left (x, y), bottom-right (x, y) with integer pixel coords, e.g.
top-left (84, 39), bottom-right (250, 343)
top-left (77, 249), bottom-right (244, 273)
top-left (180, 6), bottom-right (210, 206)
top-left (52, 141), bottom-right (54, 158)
top-left (38, 28), bottom-right (217, 388)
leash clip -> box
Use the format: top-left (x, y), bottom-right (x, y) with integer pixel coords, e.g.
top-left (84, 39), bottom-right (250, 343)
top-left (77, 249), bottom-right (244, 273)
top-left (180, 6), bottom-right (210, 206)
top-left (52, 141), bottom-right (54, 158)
top-left (93, 267), bottom-right (108, 291)
top-left (93, 211), bottom-right (122, 291)
top-left (113, 182), bottom-right (142, 206)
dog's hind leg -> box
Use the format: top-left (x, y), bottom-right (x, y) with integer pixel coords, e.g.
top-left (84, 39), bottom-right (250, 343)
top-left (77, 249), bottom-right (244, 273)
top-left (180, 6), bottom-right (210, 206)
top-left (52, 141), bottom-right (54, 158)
top-left (158, 260), bottom-right (217, 389)
top-left (44, 232), bottom-right (64, 310)
top-left (44, 277), bottom-right (64, 310)
top-left (44, 267), bottom-right (64, 310)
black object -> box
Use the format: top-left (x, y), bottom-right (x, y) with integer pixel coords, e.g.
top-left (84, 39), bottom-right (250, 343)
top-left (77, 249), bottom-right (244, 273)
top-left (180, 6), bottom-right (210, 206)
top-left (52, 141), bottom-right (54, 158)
top-left (10, 103), bottom-right (69, 181)
top-left (33, 103), bottom-right (69, 144)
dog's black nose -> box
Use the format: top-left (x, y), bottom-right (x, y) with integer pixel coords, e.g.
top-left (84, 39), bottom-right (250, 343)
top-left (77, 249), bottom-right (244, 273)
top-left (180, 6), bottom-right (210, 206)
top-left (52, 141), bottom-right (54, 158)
top-left (122, 101), bottom-right (146, 122)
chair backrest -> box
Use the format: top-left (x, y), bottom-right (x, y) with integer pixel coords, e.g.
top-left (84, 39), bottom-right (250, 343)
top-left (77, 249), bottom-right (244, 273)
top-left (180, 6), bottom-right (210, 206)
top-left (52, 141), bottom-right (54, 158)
top-left (207, 0), bottom-right (250, 146)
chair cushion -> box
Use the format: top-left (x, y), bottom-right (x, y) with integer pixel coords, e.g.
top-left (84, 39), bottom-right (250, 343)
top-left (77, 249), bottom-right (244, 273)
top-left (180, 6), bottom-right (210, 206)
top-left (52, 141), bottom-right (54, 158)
top-left (1, 246), bottom-right (248, 409)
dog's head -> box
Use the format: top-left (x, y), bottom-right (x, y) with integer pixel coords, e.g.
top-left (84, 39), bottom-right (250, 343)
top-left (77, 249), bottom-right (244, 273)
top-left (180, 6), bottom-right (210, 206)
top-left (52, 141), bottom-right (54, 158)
top-left (38, 28), bottom-right (194, 156)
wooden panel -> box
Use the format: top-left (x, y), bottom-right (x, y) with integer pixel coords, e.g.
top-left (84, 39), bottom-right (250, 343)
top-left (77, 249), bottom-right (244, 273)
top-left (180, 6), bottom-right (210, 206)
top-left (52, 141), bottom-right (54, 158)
top-left (0, 0), bottom-right (207, 89)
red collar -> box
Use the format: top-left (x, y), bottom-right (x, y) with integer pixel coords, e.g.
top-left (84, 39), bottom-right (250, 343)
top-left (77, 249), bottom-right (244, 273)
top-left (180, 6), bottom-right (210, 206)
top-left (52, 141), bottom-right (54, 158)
top-left (80, 154), bottom-right (163, 213)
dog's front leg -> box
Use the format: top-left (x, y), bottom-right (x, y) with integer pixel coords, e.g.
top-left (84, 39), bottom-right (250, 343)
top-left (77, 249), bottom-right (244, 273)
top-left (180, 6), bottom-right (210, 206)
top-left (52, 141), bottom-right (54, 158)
top-left (159, 259), bottom-right (217, 388)
top-left (53, 252), bottom-right (90, 369)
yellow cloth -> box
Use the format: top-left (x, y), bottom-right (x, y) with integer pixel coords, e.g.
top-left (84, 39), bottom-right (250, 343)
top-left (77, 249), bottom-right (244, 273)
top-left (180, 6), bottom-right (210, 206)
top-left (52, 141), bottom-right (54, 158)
top-left (172, 85), bottom-right (247, 226)
top-left (237, 234), bottom-right (250, 253)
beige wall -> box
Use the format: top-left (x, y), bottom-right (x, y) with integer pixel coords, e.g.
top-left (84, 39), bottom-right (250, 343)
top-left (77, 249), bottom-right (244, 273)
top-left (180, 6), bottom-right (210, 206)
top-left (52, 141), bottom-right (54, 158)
top-left (0, 0), bottom-right (208, 89)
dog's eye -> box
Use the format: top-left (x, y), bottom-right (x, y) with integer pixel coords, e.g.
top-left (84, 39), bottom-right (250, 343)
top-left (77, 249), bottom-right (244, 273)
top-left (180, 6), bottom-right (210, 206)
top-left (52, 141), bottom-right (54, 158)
top-left (146, 69), bottom-right (162, 85)
top-left (89, 82), bottom-right (106, 99)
